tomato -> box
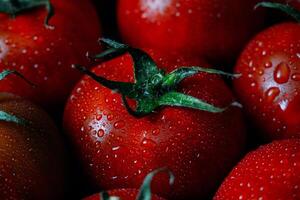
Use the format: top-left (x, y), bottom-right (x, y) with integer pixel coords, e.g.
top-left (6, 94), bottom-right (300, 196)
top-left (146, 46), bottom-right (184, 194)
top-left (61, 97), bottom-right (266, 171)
top-left (214, 139), bottom-right (300, 200)
top-left (63, 40), bottom-right (246, 199)
top-left (84, 189), bottom-right (165, 200)
top-left (0, 0), bottom-right (101, 109)
top-left (0, 93), bottom-right (66, 199)
top-left (117, 0), bottom-right (265, 64)
top-left (234, 21), bottom-right (300, 141)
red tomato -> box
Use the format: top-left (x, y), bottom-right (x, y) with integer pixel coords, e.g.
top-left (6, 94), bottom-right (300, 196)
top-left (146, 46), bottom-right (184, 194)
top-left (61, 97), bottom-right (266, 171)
top-left (214, 139), bottom-right (300, 200)
top-left (63, 49), bottom-right (246, 199)
top-left (117, 0), bottom-right (265, 64)
top-left (234, 22), bottom-right (300, 140)
top-left (0, 0), bottom-right (101, 109)
top-left (84, 189), bottom-right (165, 200)
top-left (0, 93), bottom-right (66, 199)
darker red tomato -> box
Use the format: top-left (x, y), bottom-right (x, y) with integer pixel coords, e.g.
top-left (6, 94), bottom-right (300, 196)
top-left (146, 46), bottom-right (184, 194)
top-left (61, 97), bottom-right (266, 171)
top-left (84, 189), bottom-right (165, 200)
top-left (63, 50), bottom-right (246, 199)
top-left (234, 22), bottom-right (300, 140)
top-left (117, 0), bottom-right (265, 64)
top-left (0, 0), bottom-right (100, 109)
top-left (214, 139), bottom-right (300, 200)
top-left (0, 93), bottom-right (66, 199)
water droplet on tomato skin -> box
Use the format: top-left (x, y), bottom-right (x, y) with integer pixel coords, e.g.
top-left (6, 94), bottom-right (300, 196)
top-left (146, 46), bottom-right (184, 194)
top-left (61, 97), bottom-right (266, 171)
top-left (96, 115), bottom-right (102, 121)
top-left (114, 121), bottom-right (125, 129)
top-left (141, 138), bottom-right (157, 148)
top-left (107, 114), bottom-right (114, 121)
top-left (264, 61), bottom-right (273, 68)
top-left (265, 87), bottom-right (280, 102)
top-left (97, 129), bottom-right (105, 138)
top-left (152, 128), bottom-right (160, 136)
top-left (292, 73), bottom-right (300, 81)
top-left (274, 62), bottom-right (291, 84)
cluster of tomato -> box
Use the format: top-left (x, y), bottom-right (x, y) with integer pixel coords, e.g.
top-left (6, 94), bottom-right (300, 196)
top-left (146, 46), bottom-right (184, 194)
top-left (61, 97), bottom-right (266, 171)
top-left (0, 0), bottom-right (300, 199)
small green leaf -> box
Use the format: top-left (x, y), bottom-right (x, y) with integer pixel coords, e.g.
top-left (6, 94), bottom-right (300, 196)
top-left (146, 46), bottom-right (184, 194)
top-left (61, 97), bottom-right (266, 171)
top-left (0, 69), bottom-right (35, 86)
top-left (90, 48), bottom-right (128, 61)
top-left (0, 0), bottom-right (54, 28)
top-left (128, 48), bottom-right (162, 85)
top-left (136, 168), bottom-right (175, 200)
top-left (73, 64), bottom-right (135, 97)
top-left (0, 111), bottom-right (27, 125)
top-left (255, 2), bottom-right (300, 22)
top-left (158, 92), bottom-right (226, 113)
top-left (162, 66), bottom-right (239, 91)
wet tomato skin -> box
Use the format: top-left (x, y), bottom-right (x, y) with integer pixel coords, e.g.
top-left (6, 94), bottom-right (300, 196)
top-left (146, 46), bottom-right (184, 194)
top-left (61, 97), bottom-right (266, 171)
top-left (0, 0), bottom-right (100, 109)
top-left (83, 189), bottom-right (165, 200)
top-left (63, 51), bottom-right (246, 199)
top-left (117, 0), bottom-right (265, 64)
top-left (0, 93), bottom-right (65, 199)
top-left (234, 22), bottom-right (300, 140)
top-left (214, 139), bottom-right (300, 200)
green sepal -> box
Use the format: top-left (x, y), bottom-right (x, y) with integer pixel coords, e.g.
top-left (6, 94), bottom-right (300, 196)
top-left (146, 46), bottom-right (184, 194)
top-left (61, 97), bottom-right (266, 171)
top-left (0, 0), bottom-right (54, 28)
top-left (158, 92), bottom-right (226, 113)
top-left (0, 111), bottom-right (27, 125)
top-left (0, 69), bottom-right (34, 126)
top-left (99, 38), bottom-right (163, 85)
top-left (76, 39), bottom-right (239, 118)
top-left (0, 69), bottom-right (35, 86)
top-left (162, 66), bottom-right (240, 91)
top-left (136, 168), bottom-right (175, 200)
top-left (100, 191), bottom-right (109, 200)
top-left (255, 2), bottom-right (300, 22)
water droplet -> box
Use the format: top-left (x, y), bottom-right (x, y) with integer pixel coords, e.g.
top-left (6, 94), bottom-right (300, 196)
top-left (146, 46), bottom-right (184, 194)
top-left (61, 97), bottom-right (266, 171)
top-left (265, 87), bottom-right (280, 102)
top-left (152, 128), bottom-right (160, 136)
top-left (114, 121), bottom-right (125, 129)
top-left (97, 129), bottom-right (105, 137)
top-left (274, 62), bottom-right (290, 84)
top-left (292, 73), bottom-right (300, 81)
top-left (264, 61), bottom-right (272, 68)
top-left (107, 114), bottom-right (114, 121)
top-left (96, 115), bottom-right (102, 121)
top-left (258, 70), bottom-right (264, 76)
top-left (141, 138), bottom-right (156, 148)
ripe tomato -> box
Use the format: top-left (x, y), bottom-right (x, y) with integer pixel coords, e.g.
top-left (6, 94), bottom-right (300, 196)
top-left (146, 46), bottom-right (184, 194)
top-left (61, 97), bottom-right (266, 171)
top-left (0, 0), bottom-right (101, 109)
top-left (117, 0), bottom-right (265, 64)
top-left (84, 189), bottom-right (165, 200)
top-left (0, 93), bottom-right (66, 199)
top-left (214, 139), bottom-right (300, 200)
top-left (64, 45), bottom-right (246, 199)
top-left (234, 22), bottom-right (300, 140)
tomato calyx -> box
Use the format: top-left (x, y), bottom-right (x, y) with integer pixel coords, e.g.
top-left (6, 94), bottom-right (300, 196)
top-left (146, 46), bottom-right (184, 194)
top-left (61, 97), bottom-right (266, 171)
top-left (0, 0), bottom-right (54, 29)
top-left (256, 2), bottom-right (300, 21)
top-left (97, 168), bottom-right (174, 200)
top-left (0, 70), bottom-right (34, 125)
top-left (75, 38), bottom-right (239, 118)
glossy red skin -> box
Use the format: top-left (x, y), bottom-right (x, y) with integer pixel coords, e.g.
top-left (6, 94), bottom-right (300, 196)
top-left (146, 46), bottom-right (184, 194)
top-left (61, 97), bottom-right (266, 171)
top-left (234, 23), bottom-right (300, 141)
top-left (214, 139), bottom-right (300, 200)
top-left (0, 0), bottom-right (100, 109)
top-left (117, 0), bottom-right (265, 64)
top-left (64, 51), bottom-right (246, 199)
top-left (84, 189), bottom-right (165, 200)
top-left (0, 93), bottom-right (66, 199)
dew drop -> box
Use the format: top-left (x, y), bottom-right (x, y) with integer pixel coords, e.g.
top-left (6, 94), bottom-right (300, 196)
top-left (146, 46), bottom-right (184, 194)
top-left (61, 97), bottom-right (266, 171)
top-left (274, 62), bottom-right (290, 84)
top-left (96, 115), bottom-right (102, 121)
top-left (141, 138), bottom-right (156, 148)
top-left (265, 87), bottom-right (280, 102)
top-left (292, 73), bottom-right (300, 81)
top-left (114, 121), bottom-right (125, 129)
top-left (97, 129), bottom-right (105, 137)
top-left (152, 128), bottom-right (160, 136)
top-left (264, 61), bottom-right (272, 68)
top-left (107, 114), bottom-right (114, 121)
